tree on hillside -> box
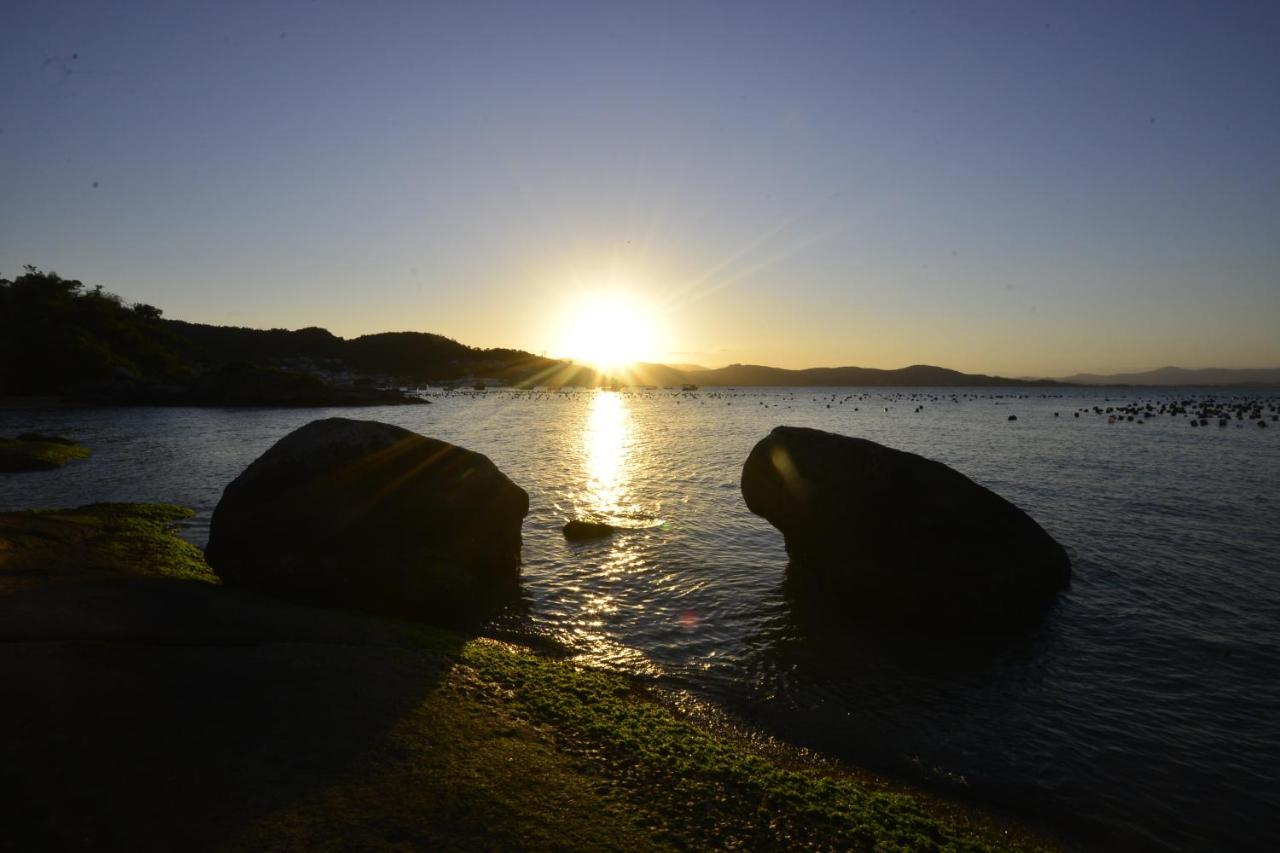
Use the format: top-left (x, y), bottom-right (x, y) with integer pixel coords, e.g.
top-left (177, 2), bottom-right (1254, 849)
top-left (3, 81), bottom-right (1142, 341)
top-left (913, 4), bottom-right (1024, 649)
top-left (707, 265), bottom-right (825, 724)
top-left (0, 266), bottom-right (188, 395)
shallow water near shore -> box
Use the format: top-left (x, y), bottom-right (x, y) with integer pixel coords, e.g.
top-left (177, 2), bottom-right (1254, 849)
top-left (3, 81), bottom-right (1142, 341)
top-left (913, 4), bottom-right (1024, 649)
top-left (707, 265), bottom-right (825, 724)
top-left (3, 386), bottom-right (1278, 850)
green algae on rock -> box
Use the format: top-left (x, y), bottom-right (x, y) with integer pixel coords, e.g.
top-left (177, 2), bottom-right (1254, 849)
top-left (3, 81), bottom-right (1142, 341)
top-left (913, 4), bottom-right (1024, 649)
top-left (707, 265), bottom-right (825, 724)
top-left (0, 502), bottom-right (215, 587)
top-left (0, 434), bottom-right (91, 472)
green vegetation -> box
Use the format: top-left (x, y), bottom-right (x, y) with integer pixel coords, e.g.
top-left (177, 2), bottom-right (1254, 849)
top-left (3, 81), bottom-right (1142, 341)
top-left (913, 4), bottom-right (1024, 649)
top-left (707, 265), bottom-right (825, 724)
top-left (0, 266), bottom-right (187, 395)
top-left (0, 503), bottom-right (216, 587)
top-left (449, 638), bottom-right (1043, 851)
top-left (0, 434), bottom-right (91, 472)
top-left (0, 503), bottom-right (1053, 851)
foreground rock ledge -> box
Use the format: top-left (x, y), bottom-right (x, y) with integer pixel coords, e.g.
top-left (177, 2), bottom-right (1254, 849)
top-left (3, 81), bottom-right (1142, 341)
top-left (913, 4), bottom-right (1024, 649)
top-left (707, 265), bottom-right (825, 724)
top-left (0, 503), bottom-right (1050, 851)
top-left (206, 417), bottom-right (528, 624)
top-left (741, 426), bottom-right (1071, 631)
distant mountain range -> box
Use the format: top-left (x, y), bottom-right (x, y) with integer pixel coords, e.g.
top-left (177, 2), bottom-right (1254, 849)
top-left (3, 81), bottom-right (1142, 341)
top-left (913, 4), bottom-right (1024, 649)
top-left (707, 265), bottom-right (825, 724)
top-left (1058, 367), bottom-right (1280, 387)
top-left (168, 322), bottom-right (1279, 389)
top-left (161, 323), bottom-right (1064, 388)
top-left (675, 363), bottom-right (1062, 387)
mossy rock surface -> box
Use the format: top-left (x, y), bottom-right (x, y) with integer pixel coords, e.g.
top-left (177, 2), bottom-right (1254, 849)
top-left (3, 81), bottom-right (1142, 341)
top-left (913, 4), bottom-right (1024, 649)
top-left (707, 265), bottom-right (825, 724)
top-left (0, 434), bottom-right (91, 472)
top-left (0, 502), bottom-right (214, 592)
top-left (0, 502), bottom-right (1055, 852)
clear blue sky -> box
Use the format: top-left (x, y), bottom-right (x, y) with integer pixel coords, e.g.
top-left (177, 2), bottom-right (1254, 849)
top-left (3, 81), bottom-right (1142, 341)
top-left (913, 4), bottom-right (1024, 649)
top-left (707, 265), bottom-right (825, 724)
top-left (3, 1), bottom-right (1277, 375)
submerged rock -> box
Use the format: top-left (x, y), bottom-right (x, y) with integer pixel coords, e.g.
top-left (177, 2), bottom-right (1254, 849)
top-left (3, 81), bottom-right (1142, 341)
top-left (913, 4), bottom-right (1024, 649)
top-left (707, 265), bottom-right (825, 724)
top-left (0, 435), bottom-right (90, 472)
top-left (741, 426), bottom-right (1070, 631)
top-left (562, 519), bottom-right (617, 540)
top-left (206, 418), bottom-right (528, 624)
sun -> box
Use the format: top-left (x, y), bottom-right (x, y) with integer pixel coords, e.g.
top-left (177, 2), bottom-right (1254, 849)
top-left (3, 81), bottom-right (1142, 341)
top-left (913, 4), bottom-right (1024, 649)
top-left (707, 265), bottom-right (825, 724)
top-left (558, 291), bottom-right (659, 374)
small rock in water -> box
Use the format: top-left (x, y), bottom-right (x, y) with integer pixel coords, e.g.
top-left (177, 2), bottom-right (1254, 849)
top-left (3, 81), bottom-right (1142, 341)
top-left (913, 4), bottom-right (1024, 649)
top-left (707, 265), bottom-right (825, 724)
top-left (16, 433), bottom-right (79, 445)
top-left (563, 519), bottom-right (617, 540)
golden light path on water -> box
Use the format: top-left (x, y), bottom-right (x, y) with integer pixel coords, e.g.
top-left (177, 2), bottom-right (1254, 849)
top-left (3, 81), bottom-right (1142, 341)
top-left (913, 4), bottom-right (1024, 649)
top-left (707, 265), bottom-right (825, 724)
top-left (563, 389), bottom-right (668, 676)
top-left (583, 389), bottom-right (630, 521)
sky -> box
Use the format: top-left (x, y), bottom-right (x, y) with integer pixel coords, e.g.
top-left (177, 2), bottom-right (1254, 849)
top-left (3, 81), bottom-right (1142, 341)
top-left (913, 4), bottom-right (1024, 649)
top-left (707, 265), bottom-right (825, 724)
top-left (2, 1), bottom-right (1278, 377)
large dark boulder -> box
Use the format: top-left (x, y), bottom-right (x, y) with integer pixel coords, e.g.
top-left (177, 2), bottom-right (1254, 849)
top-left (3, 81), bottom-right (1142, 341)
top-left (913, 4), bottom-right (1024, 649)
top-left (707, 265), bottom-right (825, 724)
top-left (742, 426), bottom-right (1070, 630)
top-left (206, 418), bottom-right (528, 624)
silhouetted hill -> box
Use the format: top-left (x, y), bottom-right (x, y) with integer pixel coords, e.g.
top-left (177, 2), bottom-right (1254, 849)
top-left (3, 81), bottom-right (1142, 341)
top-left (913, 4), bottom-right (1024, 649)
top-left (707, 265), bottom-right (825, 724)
top-left (342, 331), bottom-right (481, 377)
top-left (611, 363), bottom-right (691, 387)
top-left (1060, 367), bottom-right (1280, 387)
top-left (683, 363), bottom-right (1062, 387)
top-left (166, 320), bottom-right (346, 367)
top-left (1, 267), bottom-right (186, 395)
top-left (0, 264), bottom-right (1105, 396)
top-left (164, 320), bottom-right (599, 386)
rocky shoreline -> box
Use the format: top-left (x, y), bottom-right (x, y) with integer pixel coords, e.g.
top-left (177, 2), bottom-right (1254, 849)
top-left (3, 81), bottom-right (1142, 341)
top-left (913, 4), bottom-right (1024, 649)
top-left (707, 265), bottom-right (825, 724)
top-left (0, 502), bottom-right (1056, 851)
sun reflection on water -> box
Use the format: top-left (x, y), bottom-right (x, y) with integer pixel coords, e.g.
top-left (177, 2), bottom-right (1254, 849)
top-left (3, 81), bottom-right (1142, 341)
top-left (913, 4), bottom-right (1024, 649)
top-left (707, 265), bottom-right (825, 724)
top-left (559, 390), bottom-right (669, 675)
top-left (582, 390), bottom-right (631, 522)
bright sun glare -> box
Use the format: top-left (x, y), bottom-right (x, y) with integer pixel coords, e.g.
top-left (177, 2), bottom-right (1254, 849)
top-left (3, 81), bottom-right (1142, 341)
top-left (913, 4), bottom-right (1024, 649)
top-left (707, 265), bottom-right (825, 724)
top-left (558, 291), bottom-right (659, 373)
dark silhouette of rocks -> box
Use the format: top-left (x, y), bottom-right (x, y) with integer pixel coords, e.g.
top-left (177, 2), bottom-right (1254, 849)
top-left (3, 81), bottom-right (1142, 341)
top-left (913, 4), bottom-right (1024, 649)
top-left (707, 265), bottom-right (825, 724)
top-left (206, 418), bottom-right (528, 625)
top-left (741, 426), bottom-right (1071, 631)
top-left (15, 433), bottom-right (78, 445)
top-left (563, 519), bottom-right (617, 540)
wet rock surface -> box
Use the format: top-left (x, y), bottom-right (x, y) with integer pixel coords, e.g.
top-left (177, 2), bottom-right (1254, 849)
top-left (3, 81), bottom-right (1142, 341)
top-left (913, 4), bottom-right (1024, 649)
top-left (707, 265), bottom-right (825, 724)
top-left (562, 519), bottom-right (617, 540)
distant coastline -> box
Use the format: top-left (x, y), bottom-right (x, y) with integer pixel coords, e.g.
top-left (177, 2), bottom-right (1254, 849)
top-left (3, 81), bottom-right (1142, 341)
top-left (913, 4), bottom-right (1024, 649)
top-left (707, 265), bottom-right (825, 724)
top-left (1055, 366), bottom-right (1280, 388)
top-left (675, 363), bottom-right (1064, 388)
top-left (5, 268), bottom-right (1277, 397)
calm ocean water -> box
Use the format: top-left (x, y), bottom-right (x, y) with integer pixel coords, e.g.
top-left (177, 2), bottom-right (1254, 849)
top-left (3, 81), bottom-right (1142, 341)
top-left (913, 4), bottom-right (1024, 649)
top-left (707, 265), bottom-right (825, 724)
top-left (3, 387), bottom-right (1277, 850)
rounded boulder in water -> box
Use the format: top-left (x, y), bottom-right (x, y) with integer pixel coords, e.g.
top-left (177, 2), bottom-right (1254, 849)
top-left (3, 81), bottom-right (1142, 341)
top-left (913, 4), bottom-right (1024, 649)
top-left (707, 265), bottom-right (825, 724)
top-left (206, 417), bottom-right (528, 626)
top-left (741, 426), bottom-right (1070, 632)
